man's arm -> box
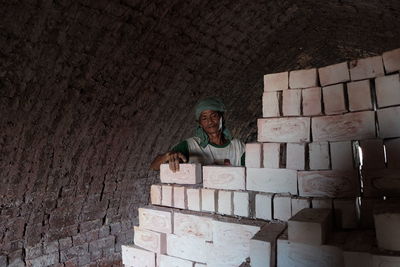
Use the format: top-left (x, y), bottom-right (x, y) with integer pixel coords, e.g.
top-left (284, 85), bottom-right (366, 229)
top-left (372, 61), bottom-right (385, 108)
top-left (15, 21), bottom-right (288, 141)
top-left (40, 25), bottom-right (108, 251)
top-left (150, 141), bottom-right (189, 172)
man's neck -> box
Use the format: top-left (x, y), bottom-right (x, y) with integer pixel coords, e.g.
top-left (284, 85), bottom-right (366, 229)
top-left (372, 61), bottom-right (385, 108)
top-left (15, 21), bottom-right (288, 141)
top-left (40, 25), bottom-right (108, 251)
top-left (208, 132), bottom-right (225, 146)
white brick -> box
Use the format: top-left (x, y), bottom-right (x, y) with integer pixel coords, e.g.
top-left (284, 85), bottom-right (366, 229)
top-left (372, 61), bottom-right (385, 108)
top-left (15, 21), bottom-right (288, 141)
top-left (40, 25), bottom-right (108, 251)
top-left (233, 191), bottom-right (249, 217)
top-left (139, 207), bottom-right (172, 234)
top-left (374, 202), bottom-right (400, 251)
top-left (173, 186), bottom-right (187, 209)
top-left (186, 188), bottom-right (201, 211)
top-left (385, 138), bottom-right (400, 169)
top-left (250, 223), bottom-right (286, 267)
top-left (206, 221), bottom-right (261, 266)
top-left (206, 243), bottom-right (248, 267)
top-left (302, 87), bottom-right (322, 116)
top-left (167, 234), bottom-right (207, 263)
top-left (161, 185), bottom-right (173, 207)
top-left (382, 48), bottom-right (400, 73)
top-left (218, 190), bottom-right (233, 215)
top-left (298, 170), bottom-right (359, 198)
top-left (246, 168), bottom-right (298, 194)
top-left (245, 143), bottom-right (263, 168)
top-left (173, 212), bottom-right (212, 241)
top-left (309, 142), bottom-right (330, 170)
top-left (201, 189), bottom-right (217, 212)
top-left (273, 194), bottom-right (292, 221)
top-left (330, 141), bottom-right (354, 170)
top-left (255, 193), bottom-right (273, 220)
top-left (377, 106), bottom-right (400, 138)
top-left (282, 89), bottom-right (301, 116)
top-left (203, 166), bottom-right (245, 190)
top-left (160, 163), bottom-right (202, 184)
top-left (289, 68), bottom-right (318, 88)
top-left (347, 80), bottom-right (373, 112)
top-left (375, 74), bottom-right (400, 108)
top-left (322, 83), bottom-right (347, 115)
top-left (150, 184), bottom-right (161, 205)
top-left (277, 235), bottom-right (344, 267)
top-left (133, 226), bottom-right (166, 254)
top-left (159, 254), bottom-right (194, 267)
top-left (359, 139), bottom-right (385, 170)
top-left (121, 245), bottom-right (156, 267)
top-left (212, 220), bottom-right (261, 245)
top-left (349, 56), bottom-right (385, 81)
top-left (333, 199), bottom-right (358, 229)
top-left (372, 255), bottom-right (400, 267)
top-left (264, 71), bottom-right (289, 91)
top-left (258, 117), bottom-right (311, 143)
top-left (211, 220), bottom-right (260, 264)
top-left (312, 111), bottom-right (376, 142)
top-left (318, 62), bottom-right (350, 86)
top-left (263, 143), bottom-right (281, 169)
top-left (291, 197), bottom-right (311, 216)
top-left (288, 208), bottom-right (332, 245)
top-left (362, 169), bottom-right (400, 197)
top-left (263, 92), bottom-right (281, 117)
top-left (312, 197), bottom-right (332, 209)
top-left (194, 263), bottom-right (206, 267)
top-left (286, 143), bottom-right (305, 170)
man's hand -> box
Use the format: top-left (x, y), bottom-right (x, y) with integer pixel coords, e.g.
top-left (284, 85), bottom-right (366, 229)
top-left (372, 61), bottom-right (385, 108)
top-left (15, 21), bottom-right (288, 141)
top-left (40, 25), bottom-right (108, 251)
top-left (165, 152), bottom-right (187, 172)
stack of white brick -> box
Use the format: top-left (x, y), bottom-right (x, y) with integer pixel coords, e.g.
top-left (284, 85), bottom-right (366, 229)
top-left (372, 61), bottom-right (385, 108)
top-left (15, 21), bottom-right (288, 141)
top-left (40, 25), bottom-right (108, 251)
top-left (123, 164), bottom-right (284, 266)
top-left (122, 205), bottom-right (265, 267)
top-left (122, 47), bottom-right (400, 266)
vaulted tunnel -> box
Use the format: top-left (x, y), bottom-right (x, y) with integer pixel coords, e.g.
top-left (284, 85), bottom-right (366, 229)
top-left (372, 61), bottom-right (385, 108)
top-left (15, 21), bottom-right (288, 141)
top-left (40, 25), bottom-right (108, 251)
top-left (1, 0), bottom-right (400, 266)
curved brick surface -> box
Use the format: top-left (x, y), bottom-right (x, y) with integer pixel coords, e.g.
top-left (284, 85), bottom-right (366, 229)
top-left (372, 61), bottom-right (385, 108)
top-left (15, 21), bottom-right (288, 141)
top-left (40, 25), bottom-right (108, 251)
top-left (1, 0), bottom-right (400, 265)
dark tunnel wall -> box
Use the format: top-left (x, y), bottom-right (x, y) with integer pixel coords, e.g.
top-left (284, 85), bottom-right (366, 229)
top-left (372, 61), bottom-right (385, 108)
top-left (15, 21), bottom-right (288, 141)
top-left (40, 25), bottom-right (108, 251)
top-left (1, 0), bottom-right (400, 265)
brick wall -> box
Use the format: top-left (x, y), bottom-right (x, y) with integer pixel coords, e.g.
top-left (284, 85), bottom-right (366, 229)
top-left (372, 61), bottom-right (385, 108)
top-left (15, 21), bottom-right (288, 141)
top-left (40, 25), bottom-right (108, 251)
top-left (2, 0), bottom-right (400, 266)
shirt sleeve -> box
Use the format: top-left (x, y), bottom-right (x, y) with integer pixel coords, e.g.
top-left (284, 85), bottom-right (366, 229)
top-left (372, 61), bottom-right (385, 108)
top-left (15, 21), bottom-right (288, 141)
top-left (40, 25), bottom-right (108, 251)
top-left (171, 140), bottom-right (189, 161)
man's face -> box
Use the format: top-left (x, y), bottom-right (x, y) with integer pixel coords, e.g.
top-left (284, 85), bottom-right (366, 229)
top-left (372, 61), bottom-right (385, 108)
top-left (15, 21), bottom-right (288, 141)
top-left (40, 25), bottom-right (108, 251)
top-left (199, 110), bottom-right (221, 135)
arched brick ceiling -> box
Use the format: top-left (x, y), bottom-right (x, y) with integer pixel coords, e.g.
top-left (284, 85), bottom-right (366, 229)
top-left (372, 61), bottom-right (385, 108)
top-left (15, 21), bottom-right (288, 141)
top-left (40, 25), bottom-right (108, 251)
top-left (0, 0), bottom-right (400, 265)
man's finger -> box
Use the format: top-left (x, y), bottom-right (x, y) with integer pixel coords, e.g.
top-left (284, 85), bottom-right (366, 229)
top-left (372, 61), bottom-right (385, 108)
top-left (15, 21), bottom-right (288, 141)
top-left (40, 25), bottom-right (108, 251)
top-left (174, 157), bottom-right (180, 172)
top-left (178, 153), bottom-right (187, 163)
top-left (169, 157), bottom-right (175, 172)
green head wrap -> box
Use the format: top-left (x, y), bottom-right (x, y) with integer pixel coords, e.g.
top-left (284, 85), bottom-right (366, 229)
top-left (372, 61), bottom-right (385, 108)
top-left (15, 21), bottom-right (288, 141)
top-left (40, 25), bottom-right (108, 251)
top-left (194, 97), bottom-right (233, 148)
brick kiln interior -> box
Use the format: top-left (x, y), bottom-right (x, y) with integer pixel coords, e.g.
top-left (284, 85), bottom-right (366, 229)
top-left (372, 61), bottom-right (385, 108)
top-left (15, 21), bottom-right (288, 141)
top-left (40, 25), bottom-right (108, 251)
top-left (1, 1), bottom-right (400, 266)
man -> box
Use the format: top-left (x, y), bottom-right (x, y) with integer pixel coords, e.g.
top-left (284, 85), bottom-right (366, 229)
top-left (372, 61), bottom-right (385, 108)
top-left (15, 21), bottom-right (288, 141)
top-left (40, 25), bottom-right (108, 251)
top-left (150, 97), bottom-right (245, 172)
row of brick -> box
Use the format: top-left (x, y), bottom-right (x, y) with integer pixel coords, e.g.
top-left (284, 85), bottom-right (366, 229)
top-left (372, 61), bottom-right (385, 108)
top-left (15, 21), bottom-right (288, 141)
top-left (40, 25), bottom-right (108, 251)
top-left (151, 183), bottom-right (255, 217)
top-left (246, 138), bottom-right (400, 170)
top-left (259, 107), bottom-right (400, 143)
top-left (263, 73), bottom-right (400, 118)
top-left (150, 183), bottom-right (364, 228)
top-left (249, 140), bottom-right (356, 171)
top-left (160, 163), bottom-right (400, 198)
top-left (122, 206), bottom-right (263, 266)
top-left (264, 48), bottom-right (400, 92)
